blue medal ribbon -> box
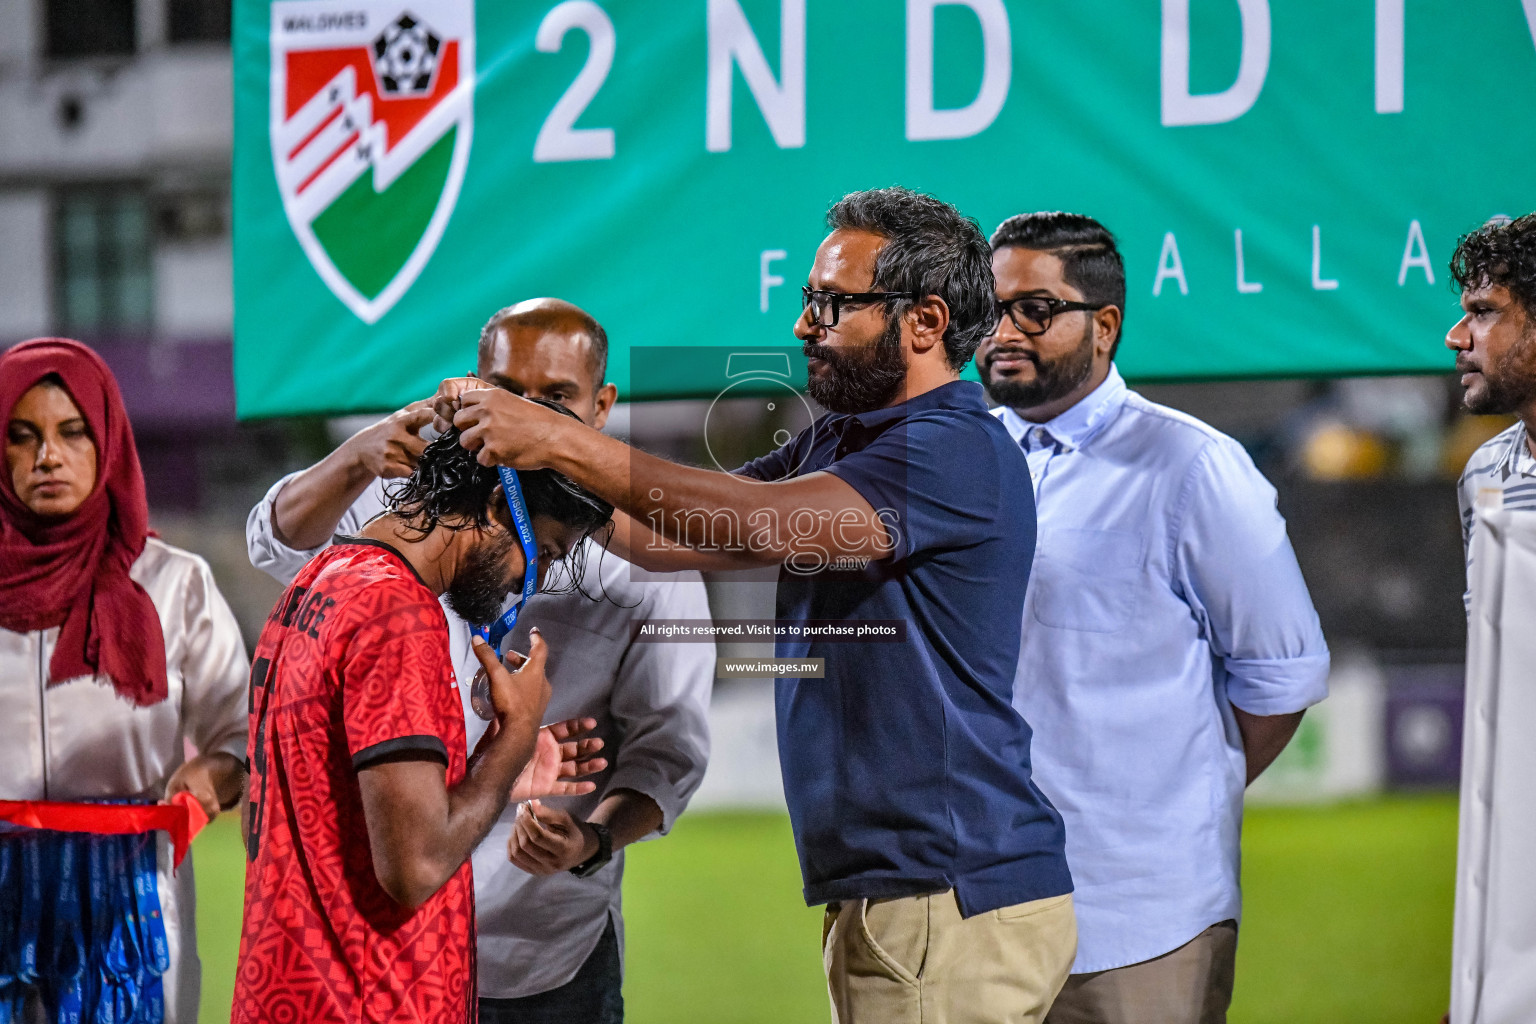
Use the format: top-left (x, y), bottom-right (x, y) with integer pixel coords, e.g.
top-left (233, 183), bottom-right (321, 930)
top-left (102, 834), bottom-right (135, 1020)
top-left (132, 835), bottom-right (168, 975)
top-left (18, 836), bottom-right (41, 985)
top-left (51, 836), bottom-right (85, 1024)
top-left (0, 831), bottom-right (18, 989)
top-left (86, 834), bottom-right (112, 1021)
top-left (478, 466), bottom-right (538, 651)
top-left (0, 811), bottom-right (169, 1023)
top-left (0, 983), bottom-right (21, 1023)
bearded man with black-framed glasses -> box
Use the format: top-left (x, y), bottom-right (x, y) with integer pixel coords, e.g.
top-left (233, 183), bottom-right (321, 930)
top-left (435, 187), bottom-right (1078, 1024)
top-left (976, 211), bottom-right (1330, 1024)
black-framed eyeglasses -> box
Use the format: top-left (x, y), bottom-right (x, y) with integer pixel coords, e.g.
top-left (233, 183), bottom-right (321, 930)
top-left (988, 295), bottom-right (1107, 337)
top-left (801, 287), bottom-right (918, 328)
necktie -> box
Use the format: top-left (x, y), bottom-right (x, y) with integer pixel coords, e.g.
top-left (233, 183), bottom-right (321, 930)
top-left (1023, 425), bottom-right (1056, 453)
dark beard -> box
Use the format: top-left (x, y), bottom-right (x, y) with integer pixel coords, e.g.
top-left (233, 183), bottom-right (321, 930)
top-left (1465, 330), bottom-right (1536, 414)
top-left (982, 320), bottom-right (1095, 411)
top-left (446, 528), bottom-right (520, 626)
top-left (803, 315), bottom-right (907, 415)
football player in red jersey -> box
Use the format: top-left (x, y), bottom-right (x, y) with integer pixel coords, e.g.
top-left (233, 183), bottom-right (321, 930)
top-left (234, 416), bottom-right (615, 1024)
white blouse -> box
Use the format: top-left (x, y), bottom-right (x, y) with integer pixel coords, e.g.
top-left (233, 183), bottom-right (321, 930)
top-left (0, 535), bottom-right (250, 1024)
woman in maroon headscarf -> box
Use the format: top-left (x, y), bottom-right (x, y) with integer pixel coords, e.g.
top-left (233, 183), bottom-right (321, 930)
top-left (0, 338), bottom-right (249, 1023)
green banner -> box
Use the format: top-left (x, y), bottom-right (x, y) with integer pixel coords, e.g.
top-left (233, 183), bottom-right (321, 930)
top-left (233, 0), bottom-right (1536, 418)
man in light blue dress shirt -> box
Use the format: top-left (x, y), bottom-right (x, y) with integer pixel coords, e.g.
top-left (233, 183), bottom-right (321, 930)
top-left (976, 212), bottom-right (1330, 1024)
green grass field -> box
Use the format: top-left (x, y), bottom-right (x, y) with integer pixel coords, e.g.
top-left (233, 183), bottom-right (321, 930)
top-left (195, 796), bottom-right (1457, 1023)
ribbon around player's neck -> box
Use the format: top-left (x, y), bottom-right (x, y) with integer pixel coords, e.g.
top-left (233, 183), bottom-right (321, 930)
top-left (478, 465), bottom-right (537, 651)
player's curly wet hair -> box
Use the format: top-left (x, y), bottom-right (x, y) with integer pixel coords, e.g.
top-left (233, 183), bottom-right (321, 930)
top-left (1450, 213), bottom-right (1536, 317)
top-left (385, 399), bottom-right (614, 594)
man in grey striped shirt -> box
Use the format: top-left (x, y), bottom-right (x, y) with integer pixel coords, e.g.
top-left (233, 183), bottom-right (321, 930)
top-left (1448, 213), bottom-right (1536, 592)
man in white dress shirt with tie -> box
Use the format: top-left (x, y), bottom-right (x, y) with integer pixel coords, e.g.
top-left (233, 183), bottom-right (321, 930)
top-left (976, 212), bottom-right (1330, 1024)
top-left (247, 299), bottom-right (712, 1024)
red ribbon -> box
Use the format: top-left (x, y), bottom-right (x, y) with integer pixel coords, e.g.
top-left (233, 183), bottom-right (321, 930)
top-left (0, 793), bottom-right (210, 868)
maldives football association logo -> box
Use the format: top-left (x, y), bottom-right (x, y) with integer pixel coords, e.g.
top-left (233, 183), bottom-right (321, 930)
top-left (270, 0), bottom-right (473, 323)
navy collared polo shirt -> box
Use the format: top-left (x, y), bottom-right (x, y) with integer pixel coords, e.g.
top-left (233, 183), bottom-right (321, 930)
top-left (738, 379), bottom-right (1071, 916)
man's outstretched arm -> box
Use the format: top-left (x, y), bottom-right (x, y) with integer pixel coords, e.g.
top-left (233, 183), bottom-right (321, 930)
top-left (357, 634), bottom-right (552, 909)
top-left (600, 509), bottom-right (773, 573)
top-left (270, 401), bottom-right (434, 550)
top-left (443, 388), bottom-right (893, 569)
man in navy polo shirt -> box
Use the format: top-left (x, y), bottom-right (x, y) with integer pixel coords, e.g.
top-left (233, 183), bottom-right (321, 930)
top-left (434, 187), bottom-right (1076, 1022)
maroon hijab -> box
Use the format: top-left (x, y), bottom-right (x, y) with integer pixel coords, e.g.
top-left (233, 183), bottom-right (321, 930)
top-left (0, 338), bottom-right (167, 706)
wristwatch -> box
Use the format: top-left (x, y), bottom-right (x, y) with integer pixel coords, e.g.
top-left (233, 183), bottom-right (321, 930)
top-left (570, 821), bottom-right (613, 878)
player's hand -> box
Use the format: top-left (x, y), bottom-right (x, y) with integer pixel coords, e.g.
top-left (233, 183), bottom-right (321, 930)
top-left (507, 800), bottom-right (600, 875)
top-left (339, 399), bottom-right (435, 479)
top-left (471, 631), bottom-right (552, 764)
top-left (164, 752), bottom-right (243, 820)
top-left (451, 388), bottom-right (568, 470)
top-left (430, 376), bottom-right (488, 434)
top-left (509, 717), bottom-right (607, 803)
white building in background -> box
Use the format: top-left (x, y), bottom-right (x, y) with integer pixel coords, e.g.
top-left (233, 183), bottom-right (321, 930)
top-left (0, 0), bottom-right (301, 647)
top-left (0, 0), bottom-right (232, 346)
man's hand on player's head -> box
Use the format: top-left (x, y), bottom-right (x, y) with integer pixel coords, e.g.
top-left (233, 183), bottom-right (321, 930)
top-left (341, 399), bottom-right (435, 480)
top-left (510, 716), bottom-right (607, 803)
top-left (430, 376), bottom-right (486, 434)
top-left (449, 387), bottom-right (570, 470)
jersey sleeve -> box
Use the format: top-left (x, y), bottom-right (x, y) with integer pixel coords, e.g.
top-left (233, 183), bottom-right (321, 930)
top-left (824, 412), bottom-right (1006, 560)
top-left (340, 591), bottom-right (455, 771)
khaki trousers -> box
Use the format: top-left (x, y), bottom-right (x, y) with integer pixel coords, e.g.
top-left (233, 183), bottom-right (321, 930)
top-left (823, 890), bottom-right (1077, 1024)
top-left (1044, 920), bottom-right (1238, 1024)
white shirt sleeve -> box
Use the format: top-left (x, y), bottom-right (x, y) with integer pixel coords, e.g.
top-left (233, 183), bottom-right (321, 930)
top-left (602, 574), bottom-right (714, 836)
top-left (176, 553), bottom-right (251, 763)
top-left (246, 472), bottom-right (390, 585)
top-left (1171, 437), bottom-right (1331, 717)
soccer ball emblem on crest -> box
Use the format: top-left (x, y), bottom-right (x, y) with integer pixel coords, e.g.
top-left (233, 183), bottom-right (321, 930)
top-left (269, 0), bottom-right (474, 324)
top-left (372, 14), bottom-right (439, 96)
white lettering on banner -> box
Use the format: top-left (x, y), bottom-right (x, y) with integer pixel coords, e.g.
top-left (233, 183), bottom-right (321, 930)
top-left (1161, 0), bottom-right (1271, 126)
top-left (533, 2), bottom-right (617, 162)
top-left (515, 1), bottom-right (1428, 155)
top-left (1399, 219), bottom-right (1435, 286)
top-left (706, 0), bottom-right (806, 152)
top-left (1153, 232), bottom-right (1189, 296)
top-left (1235, 229), bottom-right (1263, 293)
top-left (1375, 0), bottom-right (1404, 113)
top-left (760, 249), bottom-right (787, 312)
top-left (1312, 224), bottom-right (1340, 290)
top-left (1524, 0), bottom-right (1536, 52)
top-left (1149, 222), bottom-right (1443, 295)
top-left (905, 0), bottom-right (1012, 141)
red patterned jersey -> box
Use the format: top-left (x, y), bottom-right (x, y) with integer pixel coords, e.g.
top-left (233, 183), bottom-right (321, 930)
top-left (233, 538), bottom-right (473, 1024)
